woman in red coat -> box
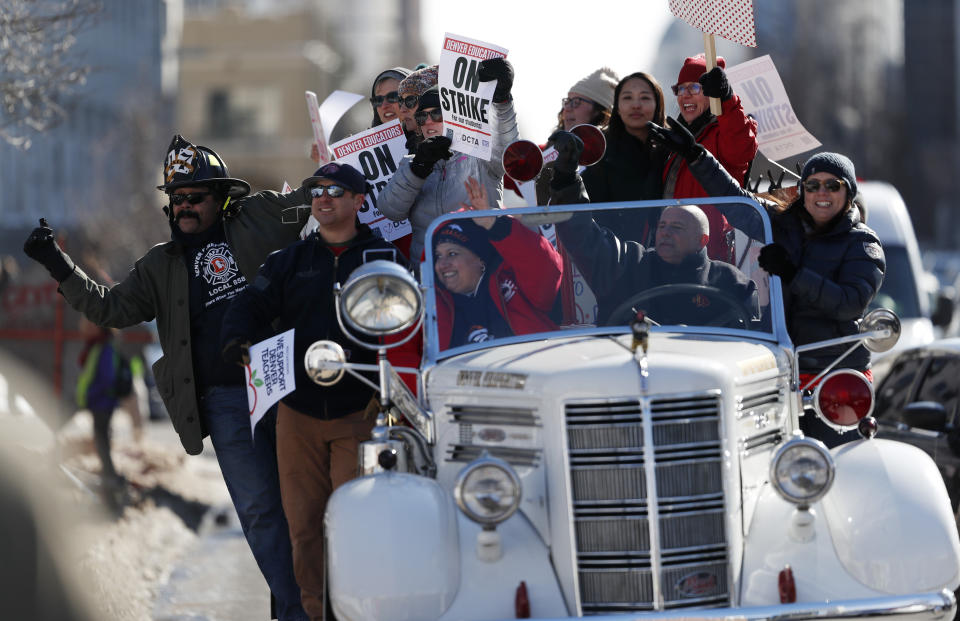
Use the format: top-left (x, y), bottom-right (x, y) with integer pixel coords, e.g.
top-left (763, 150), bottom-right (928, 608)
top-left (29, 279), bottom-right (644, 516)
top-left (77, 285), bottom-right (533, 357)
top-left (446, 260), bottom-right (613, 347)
top-left (432, 188), bottom-right (562, 351)
top-left (663, 54), bottom-right (759, 262)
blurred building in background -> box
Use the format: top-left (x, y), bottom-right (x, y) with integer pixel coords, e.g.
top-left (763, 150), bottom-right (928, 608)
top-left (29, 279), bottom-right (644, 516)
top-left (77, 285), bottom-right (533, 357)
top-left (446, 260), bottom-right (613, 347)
top-left (178, 0), bottom-right (424, 192)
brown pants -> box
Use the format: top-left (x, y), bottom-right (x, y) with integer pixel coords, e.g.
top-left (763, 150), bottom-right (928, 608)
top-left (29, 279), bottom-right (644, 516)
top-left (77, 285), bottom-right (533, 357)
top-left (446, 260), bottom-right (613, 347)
top-left (276, 401), bottom-right (376, 621)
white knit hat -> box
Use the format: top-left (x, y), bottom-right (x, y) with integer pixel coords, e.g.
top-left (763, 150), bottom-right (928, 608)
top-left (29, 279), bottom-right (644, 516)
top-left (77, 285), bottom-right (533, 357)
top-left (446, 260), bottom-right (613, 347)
top-left (568, 67), bottom-right (619, 111)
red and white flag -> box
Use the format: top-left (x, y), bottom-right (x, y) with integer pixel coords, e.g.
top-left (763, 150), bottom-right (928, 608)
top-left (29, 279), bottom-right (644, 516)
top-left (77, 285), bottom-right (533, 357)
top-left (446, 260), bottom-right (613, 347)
top-left (668, 0), bottom-right (758, 47)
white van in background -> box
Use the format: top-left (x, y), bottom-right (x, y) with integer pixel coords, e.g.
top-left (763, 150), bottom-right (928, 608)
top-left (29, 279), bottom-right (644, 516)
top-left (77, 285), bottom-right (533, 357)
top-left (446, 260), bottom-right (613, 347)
top-left (859, 181), bottom-right (952, 379)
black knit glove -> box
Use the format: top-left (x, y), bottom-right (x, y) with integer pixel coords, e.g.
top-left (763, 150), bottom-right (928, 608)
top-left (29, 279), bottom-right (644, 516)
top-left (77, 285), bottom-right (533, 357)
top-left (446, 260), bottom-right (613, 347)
top-left (410, 136), bottom-right (453, 179)
top-left (758, 243), bottom-right (798, 283)
top-left (548, 130), bottom-right (584, 182)
top-left (646, 117), bottom-right (705, 163)
top-left (23, 219), bottom-right (76, 282)
top-left (478, 57), bottom-right (514, 103)
top-left (221, 338), bottom-right (252, 367)
top-left (699, 67), bottom-right (733, 101)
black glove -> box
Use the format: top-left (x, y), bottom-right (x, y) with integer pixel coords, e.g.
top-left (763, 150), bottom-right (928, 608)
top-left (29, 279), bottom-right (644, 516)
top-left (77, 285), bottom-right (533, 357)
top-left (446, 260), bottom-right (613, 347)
top-left (222, 338), bottom-right (252, 367)
top-left (478, 57), bottom-right (514, 103)
top-left (23, 218), bottom-right (76, 282)
top-left (698, 67), bottom-right (733, 102)
top-left (410, 136), bottom-right (453, 179)
top-left (646, 117), bottom-right (705, 163)
top-left (548, 130), bottom-right (584, 179)
top-left (758, 243), bottom-right (798, 283)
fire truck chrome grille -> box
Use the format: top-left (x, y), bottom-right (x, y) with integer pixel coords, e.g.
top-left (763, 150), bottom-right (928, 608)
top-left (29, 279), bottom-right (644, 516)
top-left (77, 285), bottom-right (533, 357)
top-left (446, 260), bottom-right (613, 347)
top-left (566, 393), bottom-right (730, 614)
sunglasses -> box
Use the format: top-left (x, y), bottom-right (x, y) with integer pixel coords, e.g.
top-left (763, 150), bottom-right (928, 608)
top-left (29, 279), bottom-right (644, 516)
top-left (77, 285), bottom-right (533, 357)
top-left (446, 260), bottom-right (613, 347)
top-left (310, 184), bottom-right (347, 198)
top-left (399, 94), bottom-right (419, 109)
top-left (370, 91), bottom-right (401, 107)
top-left (414, 109), bottom-right (444, 126)
top-left (169, 192), bottom-right (211, 206)
top-left (671, 83), bottom-right (703, 96)
top-left (802, 178), bottom-right (846, 193)
top-left (561, 96), bottom-right (592, 110)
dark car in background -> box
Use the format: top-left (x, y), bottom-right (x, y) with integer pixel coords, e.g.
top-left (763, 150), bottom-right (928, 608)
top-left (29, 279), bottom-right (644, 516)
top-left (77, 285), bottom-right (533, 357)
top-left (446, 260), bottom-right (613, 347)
top-left (874, 339), bottom-right (960, 515)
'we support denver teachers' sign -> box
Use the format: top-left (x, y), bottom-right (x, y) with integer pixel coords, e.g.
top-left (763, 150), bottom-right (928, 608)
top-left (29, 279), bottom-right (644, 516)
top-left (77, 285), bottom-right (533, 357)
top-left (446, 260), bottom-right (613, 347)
top-left (438, 33), bottom-right (508, 161)
top-left (330, 119), bottom-right (411, 241)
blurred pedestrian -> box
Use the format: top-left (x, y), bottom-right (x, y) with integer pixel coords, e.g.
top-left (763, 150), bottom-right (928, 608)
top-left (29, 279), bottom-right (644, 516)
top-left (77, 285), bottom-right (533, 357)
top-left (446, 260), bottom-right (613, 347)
top-left (22, 134), bottom-right (312, 620)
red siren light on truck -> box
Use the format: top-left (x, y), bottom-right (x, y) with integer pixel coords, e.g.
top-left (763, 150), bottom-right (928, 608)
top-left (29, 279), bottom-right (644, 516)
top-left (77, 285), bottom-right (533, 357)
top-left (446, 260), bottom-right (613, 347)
top-left (813, 369), bottom-right (874, 428)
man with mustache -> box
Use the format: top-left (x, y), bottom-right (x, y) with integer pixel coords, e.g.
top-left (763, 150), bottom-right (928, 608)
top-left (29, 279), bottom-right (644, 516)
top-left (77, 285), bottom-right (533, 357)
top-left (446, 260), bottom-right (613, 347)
top-left (22, 135), bottom-right (312, 620)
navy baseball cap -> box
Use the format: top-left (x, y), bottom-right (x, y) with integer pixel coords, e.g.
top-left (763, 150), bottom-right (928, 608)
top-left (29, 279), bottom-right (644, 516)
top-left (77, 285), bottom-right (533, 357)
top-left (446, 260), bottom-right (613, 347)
top-left (301, 162), bottom-right (367, 194)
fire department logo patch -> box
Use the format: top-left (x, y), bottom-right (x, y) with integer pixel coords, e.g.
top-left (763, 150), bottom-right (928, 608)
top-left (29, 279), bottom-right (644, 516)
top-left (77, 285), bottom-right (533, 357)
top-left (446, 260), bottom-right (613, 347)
top-left (863, 242), bottom-right (882, 261)
top-left (198, 242), bottom-right (238, 285)
top-left (164, 145), bottom-right (197, 183)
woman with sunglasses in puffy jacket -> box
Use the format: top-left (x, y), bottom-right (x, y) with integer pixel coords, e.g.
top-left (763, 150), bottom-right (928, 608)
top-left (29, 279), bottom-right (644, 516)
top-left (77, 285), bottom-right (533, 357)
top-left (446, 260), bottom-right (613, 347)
top-left (649, 121), bottom-right (885, 445)
top-left (378, 58), bottom-right (519, 269)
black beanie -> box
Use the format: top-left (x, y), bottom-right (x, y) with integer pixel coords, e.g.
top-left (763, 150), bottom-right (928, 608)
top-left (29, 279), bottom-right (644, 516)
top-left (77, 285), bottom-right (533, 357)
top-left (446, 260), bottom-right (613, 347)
top-left (801, 152), bottom-right (858, 198)
top-left (418, 86), bottom-right (441, 112)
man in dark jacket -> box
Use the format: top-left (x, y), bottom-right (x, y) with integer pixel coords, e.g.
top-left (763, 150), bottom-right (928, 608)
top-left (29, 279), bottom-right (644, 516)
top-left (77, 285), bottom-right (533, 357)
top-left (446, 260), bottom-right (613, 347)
top-left (559, 203), bottom-right (758, 326)
top-left (220, 162), bottom-right (406, 621)
top-left (23, 135), bottom-right (310, 620)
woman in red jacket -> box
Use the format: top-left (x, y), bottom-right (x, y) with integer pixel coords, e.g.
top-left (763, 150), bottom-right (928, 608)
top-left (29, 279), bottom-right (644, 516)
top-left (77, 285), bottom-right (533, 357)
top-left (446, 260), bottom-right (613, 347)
top-left (663, 55), bottom-right (759, 262)
top-left (432, 193), bottom-right (562, 351)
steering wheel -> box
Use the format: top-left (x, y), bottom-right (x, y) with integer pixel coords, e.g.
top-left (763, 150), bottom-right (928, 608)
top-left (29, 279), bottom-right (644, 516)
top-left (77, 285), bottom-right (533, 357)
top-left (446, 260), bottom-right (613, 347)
top-left (605, 283), bottom-right (753, 328)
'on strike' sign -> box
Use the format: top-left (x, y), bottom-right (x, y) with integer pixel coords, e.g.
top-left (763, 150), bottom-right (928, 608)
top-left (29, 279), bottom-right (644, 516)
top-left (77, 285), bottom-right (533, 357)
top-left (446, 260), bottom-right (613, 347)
top-left (330, 119), bottom-right (411, 241)
top-left (438, 33), bottom-right (508, 161)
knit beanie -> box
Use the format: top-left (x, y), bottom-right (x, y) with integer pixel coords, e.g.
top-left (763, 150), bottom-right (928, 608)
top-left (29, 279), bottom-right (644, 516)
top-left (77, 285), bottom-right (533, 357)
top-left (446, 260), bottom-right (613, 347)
top-left (676, 54), bottom-right (726, 86)
top-left (801, 152), bottom-right (858, 198)
top-left (399, 65), bottom-right (439, 99)
top-left (417, 86), bottom-right (441, 112)
top-left (569, 67), bottom-right (619, 111)
top-left (433, 219), bottom-right (494, 262)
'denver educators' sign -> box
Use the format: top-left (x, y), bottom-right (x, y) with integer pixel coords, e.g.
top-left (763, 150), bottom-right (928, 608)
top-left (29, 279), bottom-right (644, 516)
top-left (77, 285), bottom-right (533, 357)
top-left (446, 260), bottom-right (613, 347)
top-left (330, 119), bottom-right (412, 241)
top-left (438, 33), bottom-right (508, 161)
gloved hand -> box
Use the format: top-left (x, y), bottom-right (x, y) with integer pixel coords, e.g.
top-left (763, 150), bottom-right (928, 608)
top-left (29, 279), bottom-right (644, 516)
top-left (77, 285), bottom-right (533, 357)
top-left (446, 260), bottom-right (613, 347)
top-left (758, 243), bottom-right (798, 283)
top-left (222, 338), bottom-right (252, 367)
top-left (23, 218), bottom-right (76, 282)
top-left (478, 57), bottom-right (514, 103)
top-left (548, 130), bottom-right (584, 178)
top-left (410, 136), bottom-right (453, 179)
top-left (698, 67), bottom-right (733, 101)
top-left (646, 117), bottom-right (705, 163)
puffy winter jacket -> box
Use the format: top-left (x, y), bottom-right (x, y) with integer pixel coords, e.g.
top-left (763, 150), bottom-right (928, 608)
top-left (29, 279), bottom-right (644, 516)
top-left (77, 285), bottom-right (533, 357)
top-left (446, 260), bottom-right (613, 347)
top-left (688, 151), bottom-right (885, 372)
top-left (378, 101), bottom-right (519, 266)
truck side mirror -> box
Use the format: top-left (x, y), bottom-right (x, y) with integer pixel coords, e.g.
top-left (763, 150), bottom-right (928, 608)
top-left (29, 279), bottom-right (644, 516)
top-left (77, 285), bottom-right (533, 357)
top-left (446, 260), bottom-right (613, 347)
top-left (902, 401), bottom-right (948, 432)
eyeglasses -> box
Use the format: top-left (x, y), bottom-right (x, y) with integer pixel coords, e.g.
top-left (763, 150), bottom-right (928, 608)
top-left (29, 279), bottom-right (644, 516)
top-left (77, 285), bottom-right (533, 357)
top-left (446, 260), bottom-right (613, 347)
top-left (671, 83), bottom-right (703, 96)
top-left (369, 91), bottom-right (401, 107)
top-left (562, 96), bottom-right (592, 110)
top-left (169, 192), bottom-right (211, 206)
top-left (310, 184), bottom-right (347, 198)
top-left (414, 109), bottom-right (444, 126)
top-left (399, 94), bottom-right (420, 109)
top-left (802, 178), bottom-right (846, 193)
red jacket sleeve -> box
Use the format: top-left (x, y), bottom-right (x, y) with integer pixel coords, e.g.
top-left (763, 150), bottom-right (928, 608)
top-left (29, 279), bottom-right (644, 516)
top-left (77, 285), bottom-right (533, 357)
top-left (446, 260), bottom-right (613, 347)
top-left (488, 217), bottom-right (563, 311)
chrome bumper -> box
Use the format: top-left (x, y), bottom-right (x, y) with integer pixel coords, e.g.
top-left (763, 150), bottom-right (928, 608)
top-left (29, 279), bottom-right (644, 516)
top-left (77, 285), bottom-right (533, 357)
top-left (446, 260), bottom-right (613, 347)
top-left (503, 589), bottom-right (956, 621)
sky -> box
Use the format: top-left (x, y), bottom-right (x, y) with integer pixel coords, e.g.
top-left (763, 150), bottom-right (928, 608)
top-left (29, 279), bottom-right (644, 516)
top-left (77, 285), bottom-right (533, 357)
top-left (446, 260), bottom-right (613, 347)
top-left (420, 0), bottom-right (676, 142)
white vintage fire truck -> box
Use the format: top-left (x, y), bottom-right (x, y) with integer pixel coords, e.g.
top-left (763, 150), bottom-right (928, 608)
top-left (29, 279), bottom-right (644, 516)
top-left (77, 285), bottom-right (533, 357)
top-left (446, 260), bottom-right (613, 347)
top-left (305, 198), bottom-right (960, 620)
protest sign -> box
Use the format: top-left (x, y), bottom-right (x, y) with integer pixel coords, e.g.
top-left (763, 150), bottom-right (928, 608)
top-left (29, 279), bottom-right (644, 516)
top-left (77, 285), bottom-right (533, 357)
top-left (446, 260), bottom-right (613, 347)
top-left (330, 119), bottom-right (411, 241)
top-left (305, 91), bottom-right (334, 165)
top-left (438, 33), bottom-right (508, 161)
top-left (305, 90), bottom-right (365, 166)
top-left (245, 328), bottom-right (296, 438)
top-left (668, 0), bottom-right (757, 47)
top-left (726, 55), bottom-right (821, 161)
